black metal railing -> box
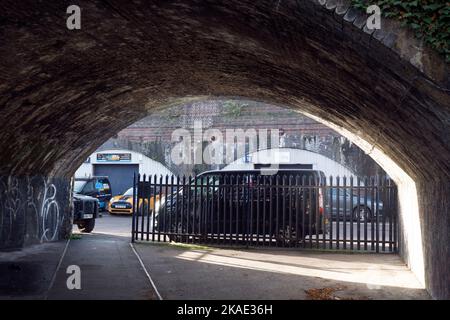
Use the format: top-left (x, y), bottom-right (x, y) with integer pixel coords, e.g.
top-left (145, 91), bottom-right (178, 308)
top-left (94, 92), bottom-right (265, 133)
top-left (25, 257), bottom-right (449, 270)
top-left (131, 173), bottom-right (398, 252)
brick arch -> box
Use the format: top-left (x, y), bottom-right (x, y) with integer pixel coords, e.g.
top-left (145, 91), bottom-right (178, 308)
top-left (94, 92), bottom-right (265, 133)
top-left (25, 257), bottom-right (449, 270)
top-left (0, 0), bottom-right (448, 298)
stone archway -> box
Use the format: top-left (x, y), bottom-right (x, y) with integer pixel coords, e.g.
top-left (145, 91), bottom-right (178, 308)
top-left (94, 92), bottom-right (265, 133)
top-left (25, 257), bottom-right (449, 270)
top-left (0, 0), bottom-right (448, 298)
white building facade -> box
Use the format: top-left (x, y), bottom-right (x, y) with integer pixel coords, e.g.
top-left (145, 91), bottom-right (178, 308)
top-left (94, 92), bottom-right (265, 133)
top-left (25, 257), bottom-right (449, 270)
top-left (75, 149), bottom-right (174, 195)
top-left (222, 148), bottom-right (359, 183)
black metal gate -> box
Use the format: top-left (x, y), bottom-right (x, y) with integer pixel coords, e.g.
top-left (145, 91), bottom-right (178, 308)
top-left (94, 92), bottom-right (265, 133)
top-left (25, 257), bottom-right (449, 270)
top-left (131, 172), bottom-right (398, 252)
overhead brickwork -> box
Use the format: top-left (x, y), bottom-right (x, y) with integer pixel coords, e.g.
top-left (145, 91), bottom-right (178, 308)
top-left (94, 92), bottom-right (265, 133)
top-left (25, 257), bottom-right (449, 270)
top-left (0, 0), bottom-right (448, 298)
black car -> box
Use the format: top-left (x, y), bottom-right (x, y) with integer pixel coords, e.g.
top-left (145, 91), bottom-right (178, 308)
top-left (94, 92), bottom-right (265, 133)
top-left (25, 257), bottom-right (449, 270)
top-left (74, 176), bottom-right (112, 212)
top-left (72, 193), bottom-right (99, 233)
top-left (153, 169), bottom-right (327, 243)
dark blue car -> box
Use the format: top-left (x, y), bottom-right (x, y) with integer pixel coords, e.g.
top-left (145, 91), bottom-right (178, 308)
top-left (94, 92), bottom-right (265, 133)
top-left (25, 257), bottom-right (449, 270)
top-left (74, 176), bottom-right (112, 212)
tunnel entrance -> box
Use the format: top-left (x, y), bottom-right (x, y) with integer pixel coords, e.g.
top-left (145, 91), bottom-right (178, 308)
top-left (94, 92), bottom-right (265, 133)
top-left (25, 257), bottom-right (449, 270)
top-left (0, 0), bottom-right (448, 299)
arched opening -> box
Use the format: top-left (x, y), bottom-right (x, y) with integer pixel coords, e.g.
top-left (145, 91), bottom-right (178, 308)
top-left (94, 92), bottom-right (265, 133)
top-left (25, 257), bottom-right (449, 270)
top-left (0, 0), bottom-right (448, 299)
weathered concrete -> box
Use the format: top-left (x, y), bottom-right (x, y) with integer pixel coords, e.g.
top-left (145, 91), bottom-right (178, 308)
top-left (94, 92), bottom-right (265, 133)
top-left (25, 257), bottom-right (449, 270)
top-left (0, 0), bottom-right (448, 298)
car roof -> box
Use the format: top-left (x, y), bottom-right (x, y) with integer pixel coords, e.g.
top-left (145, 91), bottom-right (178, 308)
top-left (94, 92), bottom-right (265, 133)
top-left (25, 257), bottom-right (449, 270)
top-left (197, 169), bottom-right (325, 176)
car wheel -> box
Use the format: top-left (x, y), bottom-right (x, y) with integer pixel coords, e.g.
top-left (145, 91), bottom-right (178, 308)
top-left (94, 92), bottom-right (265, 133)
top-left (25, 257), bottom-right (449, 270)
top-left (278, 225), bottom-right (299, 246)
top-left (169, 217), bottom-right (187, 243)
top-left (77, 219), bottom-right (95, 233)
top-left (353, 206), bottom-right (371, 222)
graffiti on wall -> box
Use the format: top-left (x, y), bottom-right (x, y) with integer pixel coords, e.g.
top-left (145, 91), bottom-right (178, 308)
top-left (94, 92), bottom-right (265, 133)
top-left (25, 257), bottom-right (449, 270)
top-left (0, 176), bottom-right (70, 249)
top-left (27, 177), bottom-right (61, 242)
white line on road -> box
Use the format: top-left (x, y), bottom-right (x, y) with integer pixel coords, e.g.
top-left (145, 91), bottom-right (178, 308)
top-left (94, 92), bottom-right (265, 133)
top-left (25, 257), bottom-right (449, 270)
top-left (45, 238), bottom-right (71, 300)
top-left (130, 242), bottom-right (163, 300)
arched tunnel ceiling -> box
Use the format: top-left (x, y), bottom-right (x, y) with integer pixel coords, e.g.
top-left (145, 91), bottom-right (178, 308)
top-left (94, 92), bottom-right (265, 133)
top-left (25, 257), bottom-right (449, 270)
top-left (0, 0), bottom-right (449, 180)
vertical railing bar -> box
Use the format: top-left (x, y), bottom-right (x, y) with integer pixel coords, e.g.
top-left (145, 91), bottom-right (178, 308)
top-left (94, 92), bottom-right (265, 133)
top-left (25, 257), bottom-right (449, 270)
top-left (256, 175), bottom-right (261, 245)
top-left (282, 174), bottom-right (287, 247)
top-left (388, 178), bottom-right (393, 252)
top-left (262, 175), bottom-right (267, 246)
top-left (370, 176), bottom-right (375, 251)
top-left (322, 176), bottom-right (326, 247)
top-left (174, 175), bottom-right (180, 242)
top-left (216, 175), bottom-right (221, 244)
top-left (269, 175), bottom-right (274, 247)
top-left (394, 183), bottom-right (398, 252)
top-left (328, 176), bottom-right (333, 249)
top-left (152, 174), bottom-right (157, 242)
top-left (222, 175), bottom-right (227, 245)
top-left (289, 175), bottom-right (294, 247)
top-left (205, 176), bottom-right (209, 243)
top-left (308, 175), bottom-right (313, 249)
top-left (302, 175), bottom-right (306, 249)
top-left (349, 176), bottom-right (354, 250)
top-left (186, 175), bottom-right (191, 243)
top-left (200, 176), bottom-right (209, 243)
top-left (157, 175), bottom-right (163, 242)
top-left (227, 175), bottom-right (230, 244)
top-left (314, 175), bottom-right (319, 249)
top-left (275, 175), bottom-right (279, 247)
top-left (131, 173), bottom-right (137, 243)
top-left (357, 176), bottom-right (361, 250)
top-left (375, 175), bottom-right (380, 253)
top-left (336, 176), bottom-right (340, 250)
top-left (193, 175), bottom-right (198, 243)
top-left (207, 175), bottom-right (216, 243)
top-left (295, 174), bottom-right (300, 248)
top-left (137, 174), bottom-right (143, 241)
top-left (235, 175), bottom-right (240, 245)
top-left (364, 176), bottom-right (368, 251)
top-left (140, 174), bottom-right (146, 241)
top-left (342, 176), bottom-right (347, 250)
top-left (163, 175), bottom-right (169, 242)
top-left (181, 176), bottom-right (186, 243)
top-left (146, 174), bottom-right (151, 241)
top-left (169, 175), bottom-right (174, 239)
top-left (381, 175), bottom-right (385, 252)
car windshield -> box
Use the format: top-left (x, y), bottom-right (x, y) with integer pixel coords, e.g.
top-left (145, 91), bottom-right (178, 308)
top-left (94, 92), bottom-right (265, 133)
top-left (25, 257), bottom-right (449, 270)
top-left (123, 188), bottom-right (133, 196)
top-left (74, 180), bottom-right (86, 193)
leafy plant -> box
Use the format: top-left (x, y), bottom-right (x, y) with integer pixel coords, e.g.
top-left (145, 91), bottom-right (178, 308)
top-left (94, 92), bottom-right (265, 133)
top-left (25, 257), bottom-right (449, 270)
top-left (351, 1), bottom-right (449, 62)
top-left (223, 101), bottom-right (248, 118)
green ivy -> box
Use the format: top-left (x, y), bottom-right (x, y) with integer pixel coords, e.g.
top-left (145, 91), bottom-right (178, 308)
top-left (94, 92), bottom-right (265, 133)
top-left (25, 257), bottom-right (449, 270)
top-left (351, 1), bottom-right (449, 62)
top-left (223, 101), bottom-right (248, 118)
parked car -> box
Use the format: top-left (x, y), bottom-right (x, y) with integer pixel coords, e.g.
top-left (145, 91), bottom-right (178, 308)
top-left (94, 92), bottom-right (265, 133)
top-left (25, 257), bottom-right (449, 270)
top-left (72, 193), bottom-right (99, 233)
top-left (326, 187), bottom-right (384, 222)
top-left (74, 176), bottom-right (112, 211)
top-left (153, 169), bottom-right (327, 243)
top-left (109, 186), bottom-right (160, 215)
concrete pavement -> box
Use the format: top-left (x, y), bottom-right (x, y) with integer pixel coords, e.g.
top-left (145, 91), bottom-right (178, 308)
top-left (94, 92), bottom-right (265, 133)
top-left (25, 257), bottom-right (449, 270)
top-left (47, 214), bottom-right (156, 300)
top-left (134, 242), bottom-right (430, 300)
top-left (0, 241), bottom-right (67, 299)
